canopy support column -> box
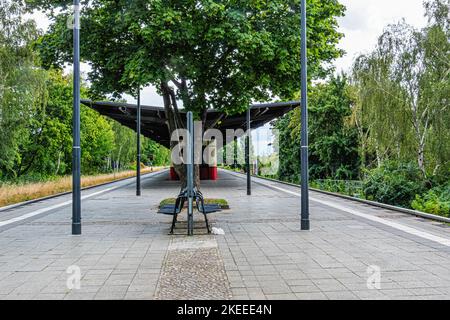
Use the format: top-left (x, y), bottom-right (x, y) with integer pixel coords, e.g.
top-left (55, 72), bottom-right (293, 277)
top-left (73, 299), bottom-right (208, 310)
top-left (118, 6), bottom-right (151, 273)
top-left (233, 137), bottom-right (237, 169)
top-left (187, 112), bottom-right (194, 236)
top-left (72, 0), bottom-right (81, 235)
top-left (300, 0), bottom-right (310, 231)
top-left (136, 87), bottom-right (141, 197)
top-left (246, 107), bottom-right (251, 196)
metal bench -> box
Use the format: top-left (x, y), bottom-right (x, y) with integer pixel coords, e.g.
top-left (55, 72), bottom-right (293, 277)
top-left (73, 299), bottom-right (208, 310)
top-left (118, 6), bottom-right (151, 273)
top-left (158, 187), bottom-right (222, 234)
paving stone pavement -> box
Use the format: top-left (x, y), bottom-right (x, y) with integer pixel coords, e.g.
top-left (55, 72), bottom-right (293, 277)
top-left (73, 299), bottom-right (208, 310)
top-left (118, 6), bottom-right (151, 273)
top-left (0, 169), bottom-right (449, 300)
top-left (155, 237), bottom-right (232, 300)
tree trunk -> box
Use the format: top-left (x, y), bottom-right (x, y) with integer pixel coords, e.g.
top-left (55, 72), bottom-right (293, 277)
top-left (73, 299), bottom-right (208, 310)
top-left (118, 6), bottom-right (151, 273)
top-left (411, 101), bottom-right (429, 177)
top-left (194, 164), bottom-right (200, 189)
top-left (161, 81), bottom-right (201, 190)
top-left (375, 145), bottom-right (382, 168)
top-left (116, 144), bottom-right (123, 172)
top-left (418, 144), bottom-right (426, 177)
top-left (55, 151), bottom-right (62, 175)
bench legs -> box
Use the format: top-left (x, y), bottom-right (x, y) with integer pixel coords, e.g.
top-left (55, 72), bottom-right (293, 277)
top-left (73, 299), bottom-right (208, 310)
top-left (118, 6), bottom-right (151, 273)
top-left (169, 196), bottom-right (183, 234)
top-left (169, 188), bottom-right (213, 235)
top-left (196, 196), bottom-right (211, 234)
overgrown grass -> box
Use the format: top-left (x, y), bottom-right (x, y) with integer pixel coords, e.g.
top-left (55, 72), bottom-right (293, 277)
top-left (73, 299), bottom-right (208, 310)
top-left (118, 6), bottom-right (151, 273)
top-left (159, 198), bottom-right (229, 209)
top-left (0, 167), bottom-right (166, 207)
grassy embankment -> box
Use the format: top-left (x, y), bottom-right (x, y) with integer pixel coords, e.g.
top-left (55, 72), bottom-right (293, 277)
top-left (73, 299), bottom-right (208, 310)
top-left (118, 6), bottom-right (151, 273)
top-left (0, 167), bottom-right (166, 207)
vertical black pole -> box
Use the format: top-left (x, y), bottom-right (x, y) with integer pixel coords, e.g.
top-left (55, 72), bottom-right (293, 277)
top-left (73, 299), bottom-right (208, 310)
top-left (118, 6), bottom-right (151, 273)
top-left (233, 137), bottom-right (237, 169)
top-left (187, 112), bottom-right (194, 236)
top-left (300, 0), bottom-right (310, 231)
top-left (246, 107), bottom-right (251, 195)
top-left (72, 0), bottom-right (81, 235)
top-left (136, 87), bottom-right (141, 196)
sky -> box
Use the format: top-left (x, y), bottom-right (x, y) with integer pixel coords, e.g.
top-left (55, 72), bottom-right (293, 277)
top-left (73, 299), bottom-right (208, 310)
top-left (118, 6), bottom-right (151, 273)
top-left (335, 0), bottom-right (428, 73)
top-left (27, 1), bottom-right (429, 155)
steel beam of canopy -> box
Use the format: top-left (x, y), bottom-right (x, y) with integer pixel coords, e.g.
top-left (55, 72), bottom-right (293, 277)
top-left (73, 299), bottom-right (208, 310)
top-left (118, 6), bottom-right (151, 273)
top-left (300, 0), bottom-right (310, 231)
top-left (72, 0), bottom-right (81, 235)
top-left (186, 112), bottom-right (194, 236)
top-left (136, 88), bottom-right (141, 197)
top-left (246, 108), bottom-right (251, 196)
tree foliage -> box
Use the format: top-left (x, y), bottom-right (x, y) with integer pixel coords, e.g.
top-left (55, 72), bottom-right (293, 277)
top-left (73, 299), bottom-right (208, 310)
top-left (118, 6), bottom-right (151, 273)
top-left (0, 0), bottom-right (170, 180)
top-left (363, 161), bottom-right (427, 208)
top-left (411, 182), bottom-right (450, 217)
top-left (276, 75), bottom-right (360, 182)
top-left (25, 0), bottom-right (345, 185)
top-left (352, 0), bottom-right (449, 178)
top-left (275, 0), bottom-right (448, 215)
top-left (27, 0), bottom-right (345, 126)
top-left (0, 0), bottom-right (47, 178)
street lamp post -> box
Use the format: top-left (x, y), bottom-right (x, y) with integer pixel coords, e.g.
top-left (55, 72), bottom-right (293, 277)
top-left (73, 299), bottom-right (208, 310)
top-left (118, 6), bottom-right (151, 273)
top-left (300, 0), bottom-right (310, 231)
top-left (246, 107), bottom-right (251, 196)
top-left (72, 0), bottom-right (81, 235)
top-left (186, 112), bottom-right (194, 236)
top-left (136, 87), bottom-right (141, 196)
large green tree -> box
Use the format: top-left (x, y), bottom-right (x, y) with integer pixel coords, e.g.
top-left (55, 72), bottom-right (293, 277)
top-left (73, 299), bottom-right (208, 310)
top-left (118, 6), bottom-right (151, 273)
top-left (26, 0), bottom-right (345, 185)
top-left (352, 0), bottom-right (449, 178)
top-left (1, 1), bottom-right (171, 180)
top-left (0, 0), bottom-right (47, 178)
top-left (276, 74), bottom-right (360, 182)
top-left (142, 139), bottom-right (170, 166)
top-left (306, 75), bottom-right (360, 180)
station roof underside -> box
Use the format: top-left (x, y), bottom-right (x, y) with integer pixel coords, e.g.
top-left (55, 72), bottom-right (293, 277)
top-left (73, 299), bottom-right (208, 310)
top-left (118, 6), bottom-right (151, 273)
top-left (81, 99), bottom-right (300, 148)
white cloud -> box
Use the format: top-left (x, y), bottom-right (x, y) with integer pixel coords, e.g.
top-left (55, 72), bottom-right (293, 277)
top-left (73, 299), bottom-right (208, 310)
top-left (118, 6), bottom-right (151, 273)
top-left (124, 86), bottom-right (164, 107)
top-left (335, 0), bottom-right (428, 73)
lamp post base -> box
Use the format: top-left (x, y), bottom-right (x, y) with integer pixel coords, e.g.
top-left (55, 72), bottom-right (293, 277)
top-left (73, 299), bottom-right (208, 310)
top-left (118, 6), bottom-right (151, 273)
top-left (72, 223), bottom-right (81, 235)
top-left (301, 219), bottom-right (310, 231)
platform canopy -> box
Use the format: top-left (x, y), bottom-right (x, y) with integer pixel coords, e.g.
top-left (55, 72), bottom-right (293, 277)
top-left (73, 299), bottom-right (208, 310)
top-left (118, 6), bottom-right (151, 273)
top-left (81, 99), bottom-right (299, 148)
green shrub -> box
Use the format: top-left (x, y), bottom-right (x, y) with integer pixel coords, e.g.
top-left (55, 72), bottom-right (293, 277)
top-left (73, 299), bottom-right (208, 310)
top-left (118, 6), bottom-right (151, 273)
top-left (411, 184), bottom-right (450, 217)
top-left (363, 161), bottom-right (427, 208)
top-left (311, 179), bottom-right (364, 198)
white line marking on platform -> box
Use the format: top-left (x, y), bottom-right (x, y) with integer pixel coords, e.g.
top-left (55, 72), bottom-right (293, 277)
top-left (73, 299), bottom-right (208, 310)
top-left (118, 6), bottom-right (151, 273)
top-left (261, 182), bottom-right (450, 247)
top-left (0, 186), bottom-right (119, 228)
top-left (0, 170), bottom-right (167, 228)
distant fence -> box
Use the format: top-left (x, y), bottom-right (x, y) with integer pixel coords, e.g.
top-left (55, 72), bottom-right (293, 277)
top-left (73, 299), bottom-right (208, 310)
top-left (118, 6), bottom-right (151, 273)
top-left (310, 179), bottom-right (365, 199)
